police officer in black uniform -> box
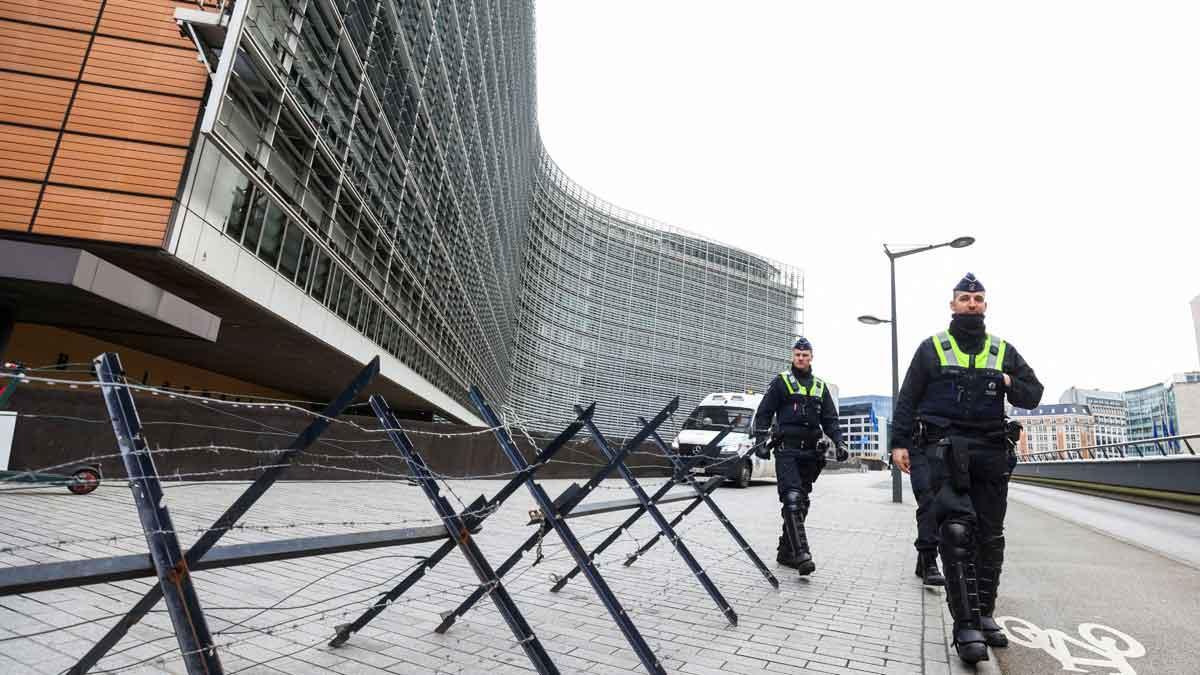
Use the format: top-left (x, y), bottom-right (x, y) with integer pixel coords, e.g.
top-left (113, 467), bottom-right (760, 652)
top-left (891, 274), bottom-right (1042, 664)
top-left (753, 337), bottom-right (848, 576)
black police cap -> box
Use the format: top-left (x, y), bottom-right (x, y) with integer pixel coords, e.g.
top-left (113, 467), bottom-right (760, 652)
top-left (954, 273), bottom-right (985, 293)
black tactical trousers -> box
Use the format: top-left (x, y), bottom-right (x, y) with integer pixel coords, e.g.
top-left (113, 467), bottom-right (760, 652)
top-left (924, 439), bottom-right (1011, 622)
top-left (909, 448), bottom-right (939, 555)
top-left (775, 448), bottom-right (824, 501)
top-left (775, 448), bottom-right (823, 551)
top-left (924, 441), bottom-right (1010, 543)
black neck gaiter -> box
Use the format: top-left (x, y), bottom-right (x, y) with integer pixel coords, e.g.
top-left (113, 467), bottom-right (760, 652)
top-left (791, 365), bottom-right (812, 380)
top-left (949, 314), bottom-right (987, 353)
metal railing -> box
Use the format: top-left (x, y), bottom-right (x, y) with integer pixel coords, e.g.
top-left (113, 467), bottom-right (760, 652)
top-left (1018, 433), bottom-right (1199, 462)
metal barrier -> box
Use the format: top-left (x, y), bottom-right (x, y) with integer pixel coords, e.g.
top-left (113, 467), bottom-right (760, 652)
top-left (0, 353), bottom-right (778, 675)
top-left (1018, 433), bottom-right (1199, 463)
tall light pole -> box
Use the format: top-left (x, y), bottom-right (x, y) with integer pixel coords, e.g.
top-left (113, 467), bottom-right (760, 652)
top-left (859, 236), bottom-right (975, 503)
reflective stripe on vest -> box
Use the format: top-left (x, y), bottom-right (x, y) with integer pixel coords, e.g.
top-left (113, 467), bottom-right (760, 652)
top-left (780, 371), bottom-right (825, 398)
top-left (931, 332), bottom-right (1007, 371)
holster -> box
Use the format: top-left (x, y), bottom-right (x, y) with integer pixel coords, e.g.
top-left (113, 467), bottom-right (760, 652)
top-left (1004, 419), bottom-right (1022, 473)
top-left (936, 436), bottom-right (972, 492)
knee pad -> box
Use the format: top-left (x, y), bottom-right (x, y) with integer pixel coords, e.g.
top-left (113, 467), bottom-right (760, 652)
top-left (979, 535), bottom-right (1005, 566)
top-left (782, 489), bottom-right (807, 513)
top-left (940, 519), bottom-right (975, 562)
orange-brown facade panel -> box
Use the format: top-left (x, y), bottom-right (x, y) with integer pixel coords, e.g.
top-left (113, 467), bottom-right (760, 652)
top-left (0, 1), bottom-right (102, 33)
top-left (0, 0), bottom-right (209, 247)
top-left (0, 71), bottom-right (73, 129)
top-left (0, 124), bottom-right (58, 181)
top-left (100, 0), bottom-right (196, 48)
top-left (51, 134), bottom-right (188, 197)
top-left (0, 179), bottom-right (41, 232)
top-left (35, 185), bottom-right (173, 246)
top-left (0, 22), bottom-right (90, 79)
top-left (84, 37), bottom-right (208, 98)
top-left (69, 84), bottom-right (200, 147)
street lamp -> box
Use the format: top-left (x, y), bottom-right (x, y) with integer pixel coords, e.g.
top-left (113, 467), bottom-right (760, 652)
top-left (862, 236), bottom-right (975, 504)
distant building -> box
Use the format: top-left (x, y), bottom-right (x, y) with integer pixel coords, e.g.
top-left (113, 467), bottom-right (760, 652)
top-left (1169, 372), bottom-right (1200, 446)
top-left (1124, 382), bottom-right (1177, 450)
top-left (1059, 387), bottom-right (1128, 447)
top-left (838, 395), bottom-right (891, 460)
top-left (1010, 404), bottom-right (1096, 458)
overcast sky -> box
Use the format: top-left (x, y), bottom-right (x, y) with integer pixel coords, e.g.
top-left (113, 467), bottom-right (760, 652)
top-left (535, 1), bottom-right (1200, 403)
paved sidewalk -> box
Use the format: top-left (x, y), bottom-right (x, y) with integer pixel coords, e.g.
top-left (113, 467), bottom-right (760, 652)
top-left (1, 472), bottom-right (977, 674)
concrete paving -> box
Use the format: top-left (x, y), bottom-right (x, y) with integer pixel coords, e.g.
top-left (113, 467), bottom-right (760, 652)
top-left (1, 471), bottom-right (962, 674)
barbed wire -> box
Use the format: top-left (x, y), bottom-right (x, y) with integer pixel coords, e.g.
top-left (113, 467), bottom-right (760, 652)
top-left (0, 372), bottom-right (793, 675)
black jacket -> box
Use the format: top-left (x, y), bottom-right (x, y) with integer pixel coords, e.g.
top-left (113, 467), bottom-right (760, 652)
top-left (753, 366), bottom-right (843, 445)
top-left (891, 327), bottom-right (1043, 449)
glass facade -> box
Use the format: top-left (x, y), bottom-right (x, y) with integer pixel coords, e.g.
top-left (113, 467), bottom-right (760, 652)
top-left (175, 0), bottom-right (802, 426)
top-left (838, 395), bottom-right (891, 459)
top-left (509, 156), bottom-right (803, 433)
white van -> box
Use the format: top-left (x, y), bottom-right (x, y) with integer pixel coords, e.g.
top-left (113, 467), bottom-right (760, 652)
top-left (671, 392), bottom-right (775, 488)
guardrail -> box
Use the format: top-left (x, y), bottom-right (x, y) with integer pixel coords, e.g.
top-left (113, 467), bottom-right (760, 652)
top-left (1018, 433), bottom-right (1199, 462)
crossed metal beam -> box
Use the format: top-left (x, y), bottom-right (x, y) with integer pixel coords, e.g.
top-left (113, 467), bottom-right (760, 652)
top-left (631, 418), bottom-right (779, 588)
top-left (545, 425), bottom-right (764, 592)
top-left (327, 401), bottom-right (596, 648)
top-left (468, 387), bottom-right (674, 675)
top-left (364, 395), bottom-right (558, 673)
top-left (66, 352), bottom-right (381, 675)
top-left (574, 404), bottom-right (740, 628)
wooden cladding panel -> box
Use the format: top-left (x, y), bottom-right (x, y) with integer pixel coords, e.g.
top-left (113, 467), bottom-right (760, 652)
top-left (0, 179), bottom-right (40, 232)
top-left (99, 0), bottom-right (192, 47)
top-left (51, 134), bottom-right (188, 197)
top-left (0, 124), bottom-right (58, 181)
top-left (83, 37), bottom-right (207, 98)
top-left (35, 184), bottom-right (171, 246)
top-left (0, 22), bottom-right (89, 79)
top-left (69, 84), bottom-right (201, 146)
top-left (0, 72), bottom-right (73, 128)
top-left (0, 1), bottom-right (102, 32)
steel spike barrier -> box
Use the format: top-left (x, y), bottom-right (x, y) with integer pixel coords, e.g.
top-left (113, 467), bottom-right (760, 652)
top-left (577, 403), bottom-right (740, 628)
top-left (366, 395), bottom-right (558, 674)
top-left (93, 352), bottom-right (222, 675)
top-left (71, 355), bottom-right (380, 674)
top-left (470, 386), bottom-right (669, 675)
top-left (634, 420), bottom-right (779, 588)
top-left (331, 403), bottom-right (596, 646)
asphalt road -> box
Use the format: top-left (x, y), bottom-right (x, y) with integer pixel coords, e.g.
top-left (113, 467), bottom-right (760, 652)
top-left (993, 483), bottom-right (1200, 675)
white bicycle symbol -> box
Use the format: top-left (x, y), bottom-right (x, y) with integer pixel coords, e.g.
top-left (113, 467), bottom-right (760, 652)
top-left (996, 616), bottom-right (1146, 674)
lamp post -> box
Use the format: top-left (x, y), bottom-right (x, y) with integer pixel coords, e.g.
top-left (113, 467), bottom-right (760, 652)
top-left (859, 236), bottom-right (974, 503)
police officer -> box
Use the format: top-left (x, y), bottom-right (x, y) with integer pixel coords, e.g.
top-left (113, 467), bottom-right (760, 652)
top-left (753, 337), bottom-right (848, 576)
top-left (891, 274), bottom-right (1043, 664)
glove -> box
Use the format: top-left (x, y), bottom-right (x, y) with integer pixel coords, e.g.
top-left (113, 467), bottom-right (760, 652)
top-left (835, 442), bottom-right (850, 463)
top-left (753, 434), bottom-right (770, 459)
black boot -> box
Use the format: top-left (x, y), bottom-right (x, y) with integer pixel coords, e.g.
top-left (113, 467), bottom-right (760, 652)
top-left (780, 498), bottom-right (816, 576)
top-left (792, 519), bottom-right (816, 576)
top-left (914, 552), bottom-right (945, 586)
top-left (978, 536), bottom-right (1008, 648)
top-left (776, 534), bottom-right (799, 569)
top-left (941, 521), bottom-right (988, 664)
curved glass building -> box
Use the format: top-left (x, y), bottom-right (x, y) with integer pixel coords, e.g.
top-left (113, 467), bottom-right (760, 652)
top-left (512, 155), bottom-right (803, 432)
top-left (0, 0), bottom-right (802, 432)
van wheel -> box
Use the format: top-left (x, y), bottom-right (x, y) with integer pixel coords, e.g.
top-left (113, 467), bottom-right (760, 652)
top-left (68, 468), bottom-right (100, 495)
top-left (734, 459), bottom-right (752, 489)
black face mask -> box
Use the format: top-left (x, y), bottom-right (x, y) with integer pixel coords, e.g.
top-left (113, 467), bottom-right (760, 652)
top-left (950, 313), bottom-right (987, 341)
top-left (792, 365), bottom-right (812, 378)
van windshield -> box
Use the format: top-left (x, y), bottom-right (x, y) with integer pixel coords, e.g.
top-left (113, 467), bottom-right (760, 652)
top-left (681, 406), bottom-right (755, 432)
